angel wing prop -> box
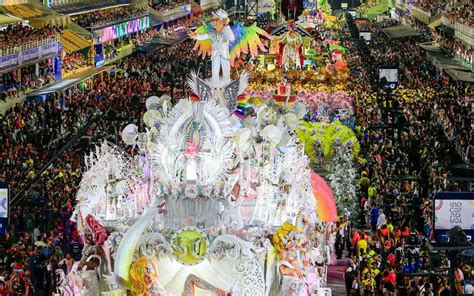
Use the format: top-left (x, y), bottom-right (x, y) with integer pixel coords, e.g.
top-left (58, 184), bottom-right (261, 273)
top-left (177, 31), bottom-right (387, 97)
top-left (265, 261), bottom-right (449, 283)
top-left (229, 22), bottom-right (273, 66)
top-left (192, 24), bottom-right (213, 59)
top-left (187, 71), bottom-right (213, 101)
top-left (223, 71), bottom-right (249, 110)
top-left (192, 22), bottom-right (272, 67)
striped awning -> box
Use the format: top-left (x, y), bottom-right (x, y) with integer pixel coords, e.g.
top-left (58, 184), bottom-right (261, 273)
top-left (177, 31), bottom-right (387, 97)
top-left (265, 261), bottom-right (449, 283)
top-left (28, 14), bottom-right (70, 28)
top-left (0, 4), bottom-right (43, 20)
top-left (0, 12), bottom-right (21, 25)
top-left (60, 29), bottom-right (90, 53)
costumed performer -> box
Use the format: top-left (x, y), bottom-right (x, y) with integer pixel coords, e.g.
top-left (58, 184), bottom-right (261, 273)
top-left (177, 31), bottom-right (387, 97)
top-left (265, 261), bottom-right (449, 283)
top-left (190, 11), bottom-right (271, 84)
top-left (77, 215), bottom-right (112, 296)
top-left (277, 21), bottom-right (304, 70)
top-left (129, 257), bottom-right (231, 296)
top-left (189, 9), bottom-right (235, 83)
top-left (271, 222), bottom-right (308, 296)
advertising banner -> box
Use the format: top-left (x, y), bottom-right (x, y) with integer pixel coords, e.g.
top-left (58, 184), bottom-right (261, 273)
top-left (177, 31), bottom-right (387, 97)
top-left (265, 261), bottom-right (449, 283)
top-left (0, 183), bottom-right (8, 219)
top-left (0, 53), bottom-right (20, 72)
top-left (94, 16), bottom-right (150, 43)
top-left (433, 192), bottom-right (474, 244)
top-left (434, 199), bottom-right (474, 231)
top-left (0, 42), bottom-right (60, 73)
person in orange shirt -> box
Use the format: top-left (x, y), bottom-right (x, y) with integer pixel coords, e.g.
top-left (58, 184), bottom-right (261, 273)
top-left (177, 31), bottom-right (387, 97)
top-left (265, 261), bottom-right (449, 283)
top-left (351, 229), bottom-right (360, 257)
top-left (380, 225), bottom-right (390, 243)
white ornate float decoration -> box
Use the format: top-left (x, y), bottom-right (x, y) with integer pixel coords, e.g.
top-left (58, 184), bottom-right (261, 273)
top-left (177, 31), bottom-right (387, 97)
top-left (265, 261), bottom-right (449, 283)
top-left (65, 12), bottom-right (333, 296)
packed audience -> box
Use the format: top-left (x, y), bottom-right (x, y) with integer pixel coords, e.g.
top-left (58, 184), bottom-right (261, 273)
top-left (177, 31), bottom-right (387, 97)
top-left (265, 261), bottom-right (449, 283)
top-left (102, 27), bottom-right (159, 60)
top-left (338, 14), bottom-right (473, 296)
top-left (71, 6), bottom-right (149, 29)
top-left (434, 95), bottom-right (473, 164)
top-left (357, 19), bottom-right (473, 163)
top-left (437, 35), bottom-right (473, 65)
top-left (62, 52), bottom-right (88, 74)
top-left (412, 0), bottom-right (446, 15)
top-left (0, 24), bottom-right (61, 51)
top-left (150, 0), bottom-right (188, 14)
top-left (0, 40), bottom-right (208, 294)
top-left (1, 26), bottom-right (160, 101)
top-left (444, 2), bottom-right (474, 27)
top-left (0, 61), bottom-right (55, 101)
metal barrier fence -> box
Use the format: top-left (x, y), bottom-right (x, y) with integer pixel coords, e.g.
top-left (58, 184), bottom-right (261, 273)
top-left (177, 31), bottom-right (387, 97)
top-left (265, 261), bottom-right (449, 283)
top-left (0, 35), bottom-right (60, 59)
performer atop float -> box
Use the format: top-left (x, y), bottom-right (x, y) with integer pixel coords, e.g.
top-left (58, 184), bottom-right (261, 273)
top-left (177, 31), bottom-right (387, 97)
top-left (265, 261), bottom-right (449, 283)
top-left (189, 9), bottom-right (235, 83)
top-left (276, 21), bottom-right (304, 70)
top-left (189, 10), bottom-right (272, 85)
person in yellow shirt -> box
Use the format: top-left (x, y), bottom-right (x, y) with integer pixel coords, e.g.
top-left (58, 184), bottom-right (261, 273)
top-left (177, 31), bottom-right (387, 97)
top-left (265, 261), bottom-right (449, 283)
top-left (387, 222), bottom-right (394, 233)
top-left (357, 238), bottom-right (368, 256)
top-left (362, 273), bottom-right (375, 296)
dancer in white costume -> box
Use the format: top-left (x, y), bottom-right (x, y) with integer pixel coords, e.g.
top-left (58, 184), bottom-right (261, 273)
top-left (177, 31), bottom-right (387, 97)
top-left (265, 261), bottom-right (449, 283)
top-left (277, 240), bottom-right (308, 296)
top-left (189, 9), bottom-right (235, 84)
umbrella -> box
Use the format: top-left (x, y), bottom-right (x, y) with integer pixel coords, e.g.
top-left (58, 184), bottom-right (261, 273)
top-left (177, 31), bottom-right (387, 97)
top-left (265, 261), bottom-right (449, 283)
top-left (310, 172), bottom-right (337, 222)
top-left (34, 241), bottom-right (47, 247)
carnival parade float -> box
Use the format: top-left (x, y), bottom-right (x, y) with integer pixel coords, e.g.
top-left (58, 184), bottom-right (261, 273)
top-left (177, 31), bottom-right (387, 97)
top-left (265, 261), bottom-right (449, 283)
top-left (59, 9), bottom-right (339, 296)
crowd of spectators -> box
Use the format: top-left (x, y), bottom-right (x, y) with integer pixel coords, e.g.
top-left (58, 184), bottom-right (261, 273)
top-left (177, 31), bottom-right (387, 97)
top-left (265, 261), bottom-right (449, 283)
top-left (62, 52), bottom-right (88, 74)
top-left (0, 61), bottom-right (55, 101)
top-left (434, 95), bottom-right (473, 164)
top-left (412, 0), bottom-right (446, 15)
top-left (1, 25), bottom-right (159, 101)
top-left (444, 2), bottom-right (474, 27)
top-left (150, 0), bottom-right (188, 14)
top-left (0, 24), bottom-right (61, 51)
top-left (160, 16), bottom-right (194, 36)
top-left (437, 35), bottom-right (473, 65)
top-left (338, 14), bottom-right (473, 296)
top-left (407, 9), bottom-right (473, 67)
top-left (361, 19), bottom-right (473, 163)
top-left (0, 39), bottom-right (208, 295)
top-left (102, 27), bottom-right (159, 60)
top-left (71, 6), bottom-right (149, 29)
top-left (339, 212), bottom-right (473, 296)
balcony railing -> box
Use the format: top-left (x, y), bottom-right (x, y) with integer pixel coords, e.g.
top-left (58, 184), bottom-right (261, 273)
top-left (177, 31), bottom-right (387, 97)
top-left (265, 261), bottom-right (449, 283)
top-left (0, 35), bottom-right (60, 59)
top-left (442, 15), bottom-right (473, 36)
top-left (454, 22), bottom-right (474, 38)
top-left (441, 15), bottom-right (474, 47)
